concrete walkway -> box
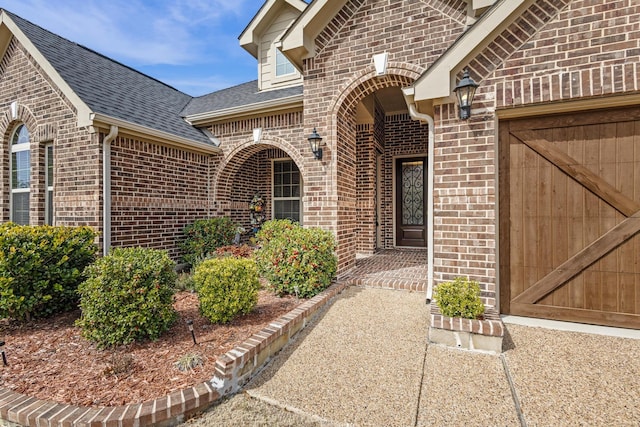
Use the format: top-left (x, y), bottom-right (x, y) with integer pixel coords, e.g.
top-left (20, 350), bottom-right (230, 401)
top-left (184, 287), bottom-right (640, 427)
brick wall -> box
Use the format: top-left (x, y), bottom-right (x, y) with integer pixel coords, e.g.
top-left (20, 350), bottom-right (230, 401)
top-left (426, 0), bottom-right (640, 306)
top-left (109, 134), bottom-right (213, 259)
top-left (302, 0), bottom-right (467, 270)
top-left (0, 38), bottom-right (101, 234)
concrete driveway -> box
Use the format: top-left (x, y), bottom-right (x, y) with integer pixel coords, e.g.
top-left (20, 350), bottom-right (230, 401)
top-left (183, 287), bottom-right (640, 426)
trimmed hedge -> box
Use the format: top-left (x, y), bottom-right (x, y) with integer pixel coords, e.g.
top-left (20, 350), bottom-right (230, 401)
top-left (254, 220), bottom-right (337, 298)
top-left (194, 257), bottom-right (259, 324)
top-left (76, 247), bottom-right (177, 348)
top-left (0, 223), bottom-right (97, 321)
top-left (434, 277), bottom-right (485, 319)
top-left (180, 217), bottom-right (238, 267)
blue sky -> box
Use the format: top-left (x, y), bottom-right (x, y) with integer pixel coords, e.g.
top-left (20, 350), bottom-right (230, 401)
top-left (2, 0), bottom-right (269, 96)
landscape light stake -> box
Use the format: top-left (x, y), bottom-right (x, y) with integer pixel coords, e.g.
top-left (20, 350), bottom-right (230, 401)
top-left (0, 341), bottom-right (7, 366)
top-left (186, 320), bottom-right (197, 345)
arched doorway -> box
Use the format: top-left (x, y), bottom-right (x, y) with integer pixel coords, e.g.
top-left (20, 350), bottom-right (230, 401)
top-left (331, 72), bottom-right (428, 269)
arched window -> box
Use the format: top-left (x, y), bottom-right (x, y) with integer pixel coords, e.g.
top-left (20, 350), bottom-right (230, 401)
top-left (11, 124), bottom-right (30, 224)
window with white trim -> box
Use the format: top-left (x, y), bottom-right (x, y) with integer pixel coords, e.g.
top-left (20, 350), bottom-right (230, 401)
top-left (10, 124), bottom-right (30, 225)
top-left (275, 49), bottom-right (295, 77)
top-left (45, 143), bottom-right (54, 225)
top-left (272, 159), bottom-right (302, 223)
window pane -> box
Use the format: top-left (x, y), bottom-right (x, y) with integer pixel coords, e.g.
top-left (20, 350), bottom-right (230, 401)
top-left (46, 145), bottom-right (54, 225)
top-left (12, 125), bottom-right (29, 145)
top-left (12, 151), bottom-right (30, 188)
top-left (47, 145), bottom-right (53, 186)
top-left (275, 50), bottom-right (295, 77)
top-left (274, 200), bottom-right (300, 222)
top-left (47, 190), bottom-right (53, 225)
top-left (12, 192), bottom-right (29, 225)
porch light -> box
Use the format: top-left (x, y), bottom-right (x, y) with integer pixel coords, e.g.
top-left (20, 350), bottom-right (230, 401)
top-left (308, 128), bottom-right (323, 160)
top-left (453, 69), bottom-right (479, 120)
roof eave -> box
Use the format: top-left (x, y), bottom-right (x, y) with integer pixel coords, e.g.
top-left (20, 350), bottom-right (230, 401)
top-left (185, 94), bottom-right (304, 126)
top-left (0, 11), bottom-right (94, 128)
top-left (239, 0), bottom-right (307, 60)
top-left (279, 0), bottom-right (349, 70)
top-left (90, 113), bottom-right (221, 154)
top-left (410, 0), bottom-right (528, 104)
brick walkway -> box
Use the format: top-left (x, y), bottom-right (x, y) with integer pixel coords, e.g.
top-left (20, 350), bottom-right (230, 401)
top-left (341, 249), bottom-right (428, 292)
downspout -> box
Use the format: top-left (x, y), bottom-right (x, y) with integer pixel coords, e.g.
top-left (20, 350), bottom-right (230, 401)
top-left (406, 102), bottom-right (435, 304)
top-left (103, 125), bottom-right (118, 256)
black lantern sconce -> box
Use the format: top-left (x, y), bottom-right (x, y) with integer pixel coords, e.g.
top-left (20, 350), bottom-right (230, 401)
top-left (453, 69), bottom-right (479, 120)
top-left (308, 128), bottom-right (323, 160)
top-left (186, 320), bottom-right (197, 345)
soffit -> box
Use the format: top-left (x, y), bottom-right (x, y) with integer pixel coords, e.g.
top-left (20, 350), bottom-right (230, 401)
top-left (279, 0), bottom-right (349, 69)
top-left (405, 0), bottom-right (529, 105)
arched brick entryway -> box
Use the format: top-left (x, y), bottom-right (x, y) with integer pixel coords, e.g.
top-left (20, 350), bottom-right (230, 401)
top-left (327, 65), bottom-right (428, 271)
top-left (213, 136), bottom-right (305, 234)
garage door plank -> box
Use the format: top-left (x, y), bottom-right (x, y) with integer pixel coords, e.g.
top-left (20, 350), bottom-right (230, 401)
top-left (511, 130), bottom-right (640, 217)
top-left (512, 211), bottom-right (640, 304)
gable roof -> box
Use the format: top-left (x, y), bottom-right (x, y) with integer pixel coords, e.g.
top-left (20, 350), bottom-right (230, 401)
top-left (183, 80), bottom-right (303, 124)
top-left (239, 0), bottom-right (308, 59)
top-left (1, 10), bottom-right (219, 152)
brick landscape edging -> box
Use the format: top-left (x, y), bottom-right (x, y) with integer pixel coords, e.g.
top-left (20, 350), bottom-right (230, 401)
top-left (0, 281), bottom-right (348, 427)
top-left (429, 303), bottom-right (505, 353)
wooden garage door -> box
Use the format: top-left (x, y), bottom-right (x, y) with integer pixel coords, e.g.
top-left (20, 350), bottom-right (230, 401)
top-left (499, 107), bottom-right (640, 329)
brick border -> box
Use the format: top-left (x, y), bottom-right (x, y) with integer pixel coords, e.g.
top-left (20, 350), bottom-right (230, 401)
top-left (0, 281), bottom-right (349, 427)
top-left (429, 302), bottom-right (505, 353)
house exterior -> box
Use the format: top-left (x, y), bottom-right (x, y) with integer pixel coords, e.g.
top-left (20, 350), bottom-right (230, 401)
top-left (1, 0), bottom-right (639, 330)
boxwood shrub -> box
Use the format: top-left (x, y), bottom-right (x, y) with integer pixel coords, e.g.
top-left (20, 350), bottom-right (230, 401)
top-left (76, 247), bottom-right (177, 348)
top-left (0, 223), bottom-right (97, 321)
top-left (254, 220), bottom-right (337, 298)
top-left (194, 257), bottom-right (259, 324)
top-left (433, 277), bottom-right (485, 319)
top-left (180, 217), bottom-right (237, 268)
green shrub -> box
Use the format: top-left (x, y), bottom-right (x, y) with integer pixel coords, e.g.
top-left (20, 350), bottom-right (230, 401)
top-left (434, 277), bottom-right (485, 319)
top-left (0, 223), bottom-right (97, 321)
top-left (255, 218), bottom-right (297, 242)
top-left (254, 221), bottom-right (337, 298)
top-left (76, 247), bottom-right (177, 348)
top-left (194, 257), bottom-right (259, 324)
top-left (180, 217), bottom-right (238, 267)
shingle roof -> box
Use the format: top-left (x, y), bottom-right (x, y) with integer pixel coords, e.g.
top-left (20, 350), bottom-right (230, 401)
top-left (182, 80), bottom-right (303, 117)
top-left (6, 10), bottom-right (212, 145)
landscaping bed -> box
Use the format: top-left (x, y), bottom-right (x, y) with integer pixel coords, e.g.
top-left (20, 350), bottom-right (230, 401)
top-left (0, 289), bottom-right (299, 407)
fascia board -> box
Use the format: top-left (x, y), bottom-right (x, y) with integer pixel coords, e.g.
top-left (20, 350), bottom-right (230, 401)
top-left (239, 0), bottom-right (307, 59)
top-left (412, 0), bottom-right (527, 102)
top-left (185, 94), bottom-right (303, 125)
top-left (0, 12), bottom-right (94, 128)
top-left (280, 0), bottom-right (348, 68)
top-left (91, 113), bottom-right (221, 154)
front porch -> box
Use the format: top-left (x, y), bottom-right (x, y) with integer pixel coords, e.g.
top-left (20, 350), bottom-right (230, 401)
top-left (340, 249), bottom-right (428, 292)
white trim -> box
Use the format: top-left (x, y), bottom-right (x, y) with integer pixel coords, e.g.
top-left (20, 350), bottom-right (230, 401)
top-left (185, 94), bottom-right (304, 125)
top-left (1, 12), bottom-right (93, 127)
top-left (90, 113), bottom-right (221, 154)
top-left (502, 316), bottom-right (640, 340)
top-left (10, 125), bottom-right (31, 224)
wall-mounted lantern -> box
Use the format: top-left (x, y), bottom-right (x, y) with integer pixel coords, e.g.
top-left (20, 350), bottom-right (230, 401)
top-left (453, 69), bottom-right (479, 120)
top-left (308, 128), bottom-right (323, 160)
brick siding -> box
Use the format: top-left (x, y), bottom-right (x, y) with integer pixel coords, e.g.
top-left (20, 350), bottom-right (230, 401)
top-left (0, 38), bottom-right (101, 236)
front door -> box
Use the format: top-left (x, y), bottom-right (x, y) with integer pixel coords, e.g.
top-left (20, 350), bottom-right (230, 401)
top-left (395, 157), bottom-right (427, 247)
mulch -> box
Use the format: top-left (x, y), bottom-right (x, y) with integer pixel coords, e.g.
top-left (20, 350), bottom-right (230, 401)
top-left (0, 290), bottom-right (300, 407)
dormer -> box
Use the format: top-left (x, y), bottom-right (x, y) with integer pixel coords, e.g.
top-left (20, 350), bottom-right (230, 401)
top-left (239, 0), bottom-right (307, 91)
